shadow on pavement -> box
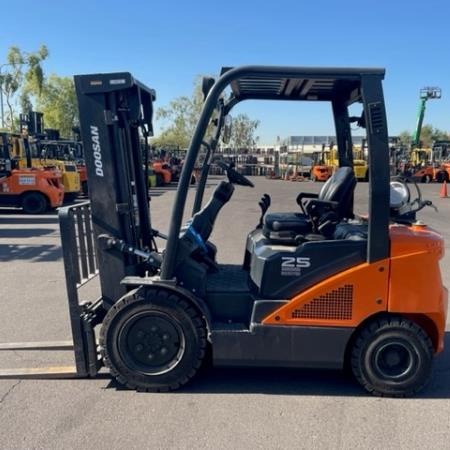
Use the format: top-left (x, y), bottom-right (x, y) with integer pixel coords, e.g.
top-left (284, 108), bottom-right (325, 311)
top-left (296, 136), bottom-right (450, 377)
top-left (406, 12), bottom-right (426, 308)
top-left (0, 208), bottom-right (58, 216)
top-left (0, 244), bottom-right (62, 262)
top-left (0, 228), bottom-right (55, 239)
top-left (103, 333), bottom-right (450, 398)
top-left (0, 216), bottom-right (59, 225)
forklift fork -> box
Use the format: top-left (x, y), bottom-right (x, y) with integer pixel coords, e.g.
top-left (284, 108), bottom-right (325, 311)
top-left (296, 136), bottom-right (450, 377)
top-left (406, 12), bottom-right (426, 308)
top-left (0, 203), bottom-right (101, 379)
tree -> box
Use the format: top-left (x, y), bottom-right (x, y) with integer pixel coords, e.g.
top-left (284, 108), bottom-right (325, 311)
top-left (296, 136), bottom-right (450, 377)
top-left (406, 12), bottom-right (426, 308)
top-left (398, 130), bottom-right (411, 145)
top-left (398, 126), bottom-right (450, 148)
top-left (36, 75), bottom-right (78, 137)
top-left (418, 125), bottom-right (450, 147)
top-left (0, 45), bottom-right (48, 130)
top-left (226, 113), bottom-right (260, 150)
top-left (152, 76), bottom-right (206, 148)
top-left (153, 76), bottom-right (260, 152)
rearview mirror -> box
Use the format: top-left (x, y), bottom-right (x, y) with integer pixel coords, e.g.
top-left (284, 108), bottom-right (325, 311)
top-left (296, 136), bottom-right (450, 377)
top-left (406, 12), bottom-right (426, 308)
top-left (201, 77), bottom-right (215, 101)
top-left (222, 115), bottom-right (232, 144)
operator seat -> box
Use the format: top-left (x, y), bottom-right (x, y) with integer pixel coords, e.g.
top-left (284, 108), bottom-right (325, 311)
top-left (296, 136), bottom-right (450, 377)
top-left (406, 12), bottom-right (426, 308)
top-left (263, 166), bottom-right (356, 241)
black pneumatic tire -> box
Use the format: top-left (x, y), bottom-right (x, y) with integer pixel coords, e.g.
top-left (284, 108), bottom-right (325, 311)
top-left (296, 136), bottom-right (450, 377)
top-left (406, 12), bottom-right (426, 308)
top-left (22, 192), bottom-right (48, 214)
top-left (81, 180), bottom-right (89, 196)
top-left (350, 316), bottom-right (433, 397)
top-left (100, 288), bottom-right (207, 392)
top-left (436, 171), bottom-right (449, 183)
top-left (155, 173), bottom-right (164, 187)
top-left (63, 192), bottom-right (79, 203)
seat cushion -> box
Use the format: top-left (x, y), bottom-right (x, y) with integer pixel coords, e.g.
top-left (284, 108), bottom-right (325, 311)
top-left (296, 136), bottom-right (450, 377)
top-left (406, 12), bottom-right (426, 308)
top-left (263, 212), bottom-right (311, 236)
top-left (333, 222), bottom-right (368, 241)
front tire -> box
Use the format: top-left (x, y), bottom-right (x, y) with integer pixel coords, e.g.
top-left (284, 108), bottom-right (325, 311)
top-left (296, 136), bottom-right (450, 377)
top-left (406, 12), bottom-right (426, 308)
top-left (63, 192), bottom-right (79, 203)
top-left (421, 174), bottom-right (432, 183)
top-left (100, 288), bottom-right (207, 392)
top-left (350, 316), bottom-right (433, 397)
top-left (22, 192), bottom-right (48, 214)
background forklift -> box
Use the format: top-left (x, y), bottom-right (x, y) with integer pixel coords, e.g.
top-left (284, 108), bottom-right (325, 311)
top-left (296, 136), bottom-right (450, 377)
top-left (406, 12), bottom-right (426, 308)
top-left (0, 131), bottom-right (64, 213)
top-left (20, 112), bottom-right (81, 200)
top-left (310, 143), bottom-right (333, 182)
top-left (0, 67), bottom-right (447, 397)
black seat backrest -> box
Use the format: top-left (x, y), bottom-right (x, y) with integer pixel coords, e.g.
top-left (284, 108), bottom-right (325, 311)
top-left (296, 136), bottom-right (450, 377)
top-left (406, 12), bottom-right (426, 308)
top-left (318, 166), bottom-right (356, 218)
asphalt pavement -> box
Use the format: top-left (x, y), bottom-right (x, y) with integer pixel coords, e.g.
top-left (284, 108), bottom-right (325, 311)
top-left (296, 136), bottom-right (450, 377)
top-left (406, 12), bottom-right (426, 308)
top-left (0, 178), bottom-right (449, 449)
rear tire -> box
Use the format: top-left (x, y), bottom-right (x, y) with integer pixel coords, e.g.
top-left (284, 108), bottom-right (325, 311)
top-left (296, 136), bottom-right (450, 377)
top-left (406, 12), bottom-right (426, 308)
top-left (351, 316), bottom-right (433, 397)
top-left (21, 192), bottom-right (48, 214)
top-left (156, 173), bottom-right (164, 187)
top-left (100, 288), bottom-right (207, 392)
top-left (81, 180), bottom-right (89, 196)
top-left (436, 171), bottom-right (449, 183)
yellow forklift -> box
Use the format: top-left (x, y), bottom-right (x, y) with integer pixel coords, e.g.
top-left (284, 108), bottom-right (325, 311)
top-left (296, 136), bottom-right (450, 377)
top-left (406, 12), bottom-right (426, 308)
top-left (20, 112), bottom-right (81, 201)
top-left (352, 138), bottom-right (369, 181)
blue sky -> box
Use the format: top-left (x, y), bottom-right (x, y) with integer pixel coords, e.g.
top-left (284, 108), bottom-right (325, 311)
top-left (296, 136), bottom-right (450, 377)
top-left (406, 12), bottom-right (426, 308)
top-left (1, 0), bottom-right (449, 143)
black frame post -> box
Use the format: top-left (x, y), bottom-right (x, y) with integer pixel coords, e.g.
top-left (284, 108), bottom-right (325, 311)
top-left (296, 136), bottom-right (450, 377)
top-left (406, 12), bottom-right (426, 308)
top-left (332, 95), bottom-right (354, 167)
top-left (361, 74), bottom-right (391, 262)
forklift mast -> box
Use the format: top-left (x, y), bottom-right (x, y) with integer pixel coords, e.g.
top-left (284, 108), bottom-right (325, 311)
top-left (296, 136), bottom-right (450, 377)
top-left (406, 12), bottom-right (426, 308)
top-left (19, 111), bottom-right (44, 136)
top-left (74, 73), bottom-right (156, 306)
top-left (0, 133), bottom-right (11, 173)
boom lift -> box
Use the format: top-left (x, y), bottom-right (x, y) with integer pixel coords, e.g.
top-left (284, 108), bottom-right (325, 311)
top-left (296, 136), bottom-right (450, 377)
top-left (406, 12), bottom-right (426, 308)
top-left (411, 87), bottom-right (441, 149)
top-left (0, 67), bottom-right (447, 397)
top-left (410, 87), bottom-right (441, 182)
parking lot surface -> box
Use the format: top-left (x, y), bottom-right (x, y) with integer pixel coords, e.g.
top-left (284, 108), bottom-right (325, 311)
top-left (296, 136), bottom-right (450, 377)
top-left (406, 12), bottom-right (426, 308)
top-left (0, 177), bottom-right (449, 449)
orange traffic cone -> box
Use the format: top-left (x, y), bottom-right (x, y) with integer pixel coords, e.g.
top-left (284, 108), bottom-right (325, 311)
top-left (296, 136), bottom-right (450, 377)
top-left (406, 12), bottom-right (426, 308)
top-left (440, 180), bottom-right (448, 198)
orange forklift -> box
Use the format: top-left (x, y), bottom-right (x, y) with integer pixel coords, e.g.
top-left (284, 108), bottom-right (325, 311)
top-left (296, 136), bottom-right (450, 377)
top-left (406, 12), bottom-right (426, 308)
top-left (0, 132), bottom-right (64, 213)
top-left (152, 160), bottom-right (172, 185)
top-left (0, 67), bottom-right (446, 397)
top-left (310, 144), bottom-right (333, 181)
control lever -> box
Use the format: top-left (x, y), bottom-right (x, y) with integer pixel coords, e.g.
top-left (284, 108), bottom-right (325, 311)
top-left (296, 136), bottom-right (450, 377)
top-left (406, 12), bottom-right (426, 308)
top-left (98, 234), bottom-right (162, 268)
top-left (257, 194), bottom-right (271, 228)
top-left (151, 228), bottom-right (168, 240)
top-left (421, 200), bottom-right (438, 213)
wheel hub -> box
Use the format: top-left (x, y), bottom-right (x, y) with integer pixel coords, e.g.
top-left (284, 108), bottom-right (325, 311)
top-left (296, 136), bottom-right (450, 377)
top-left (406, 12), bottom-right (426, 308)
top-left (119, 312), bottom-right (185, 376)
top-left (374, 341), bottom-right (414, 380)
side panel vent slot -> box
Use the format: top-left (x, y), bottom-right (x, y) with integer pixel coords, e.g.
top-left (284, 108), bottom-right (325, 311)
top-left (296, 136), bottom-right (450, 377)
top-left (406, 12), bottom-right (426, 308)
top-left (368, 102), bottom-right (385, 135)
top-left (291, 284), bottom-right (353, 320)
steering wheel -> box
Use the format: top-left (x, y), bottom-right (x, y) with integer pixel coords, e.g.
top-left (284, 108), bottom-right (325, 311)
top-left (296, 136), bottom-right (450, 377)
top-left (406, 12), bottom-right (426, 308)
top-left (217, 161), bottom-right (254, 187)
